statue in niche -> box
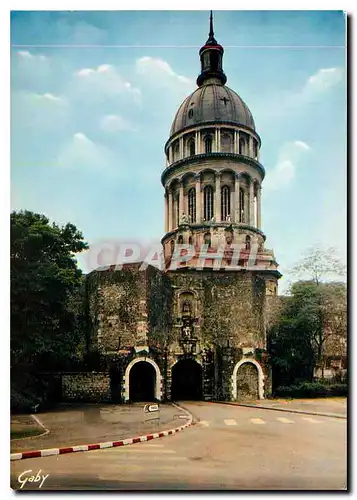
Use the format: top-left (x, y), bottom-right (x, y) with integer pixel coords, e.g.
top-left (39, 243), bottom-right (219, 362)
top-left (180, 212), bottom-right (189, 224)
top-left (182, 300), bottom-right (192, 317)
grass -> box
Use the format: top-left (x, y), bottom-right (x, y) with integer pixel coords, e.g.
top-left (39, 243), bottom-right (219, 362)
top-left (11, 427), bottom-right (43, 440)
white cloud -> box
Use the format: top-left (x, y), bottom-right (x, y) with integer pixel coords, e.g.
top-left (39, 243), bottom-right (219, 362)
top-left (32, 92), bottom-right (67, 105)
top-left (293, 140), bottom-right (310, 151)
top-left (264, 140), bottom-right (311, 191)
top-left (258, 67), bottom-right (344, 124)
top-left (305, 67), bottom-right (344, 93)
top-left (17, 50), bottom-right (47, 61)
top-left (74, 64), bottom-right (141, 101)
top-left (136, 56), bottom-right (193, 88)
top-left (100, 115), bottom-right (132, 132)
top-left (57, 132), bottom-right (115, 170)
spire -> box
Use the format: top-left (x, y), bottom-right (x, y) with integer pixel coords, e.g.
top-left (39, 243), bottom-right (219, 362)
top-left (206, 10), bottom-right (217, 45)
top-left (197, 11), bottom-right (227, 87)
top-left (209, 11), bottom-right (215, 40)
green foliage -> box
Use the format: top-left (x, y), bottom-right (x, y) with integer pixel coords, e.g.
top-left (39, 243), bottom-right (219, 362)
top-left (11, 210), bottom-right (88, 410)
top-left (275, 382), bottom-right (347, 398)
top-left (269, 247), bottom-right (347, 391)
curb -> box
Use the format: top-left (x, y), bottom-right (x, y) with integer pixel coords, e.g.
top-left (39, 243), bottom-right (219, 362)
top-left (218, 401), bottom-right (347, 419)
top-left (11, 404), bottom-right (194, 461)
top-left (10, 415), bottom-right (50, 443)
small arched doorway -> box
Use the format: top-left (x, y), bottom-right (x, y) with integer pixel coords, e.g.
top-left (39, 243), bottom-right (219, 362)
top-left (236, 362), bottom-right (259, 400)
top-left (171, 359), bottom-right (202, 400)
top-left (129, 361), bottom-right (156, 402)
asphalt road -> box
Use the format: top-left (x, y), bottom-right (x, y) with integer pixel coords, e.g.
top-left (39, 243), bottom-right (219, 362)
top-left (10, 402), bottom-right (347, 491)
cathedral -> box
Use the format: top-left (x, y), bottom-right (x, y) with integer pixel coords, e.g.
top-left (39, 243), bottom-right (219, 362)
top-left (76, 13), bottom-right (281, 404)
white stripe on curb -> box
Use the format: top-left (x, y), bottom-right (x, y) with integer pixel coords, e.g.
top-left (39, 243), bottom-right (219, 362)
top-left (11, 404), bottom-right (194, 461)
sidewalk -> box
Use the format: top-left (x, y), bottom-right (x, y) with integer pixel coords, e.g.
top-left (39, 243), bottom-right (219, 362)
top-left (11, 403), bottom-right (188, 454)
top-left (222, 397), bottom-right (347, 418)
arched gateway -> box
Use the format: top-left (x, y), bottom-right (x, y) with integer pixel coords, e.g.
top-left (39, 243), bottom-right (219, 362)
top-left (232, 358), bottom-right (264, 400)
top-left (124, 357), bottom-right (161, 402)
top-left (171, 358), bottom-right (203, 400)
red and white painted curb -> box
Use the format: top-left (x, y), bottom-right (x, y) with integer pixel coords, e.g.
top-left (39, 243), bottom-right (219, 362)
top-left (11, 406), bottom-right (193, 461)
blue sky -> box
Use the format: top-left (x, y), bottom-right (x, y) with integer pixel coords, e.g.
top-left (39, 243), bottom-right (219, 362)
top-left (10, 10), bottom-right (346, 291)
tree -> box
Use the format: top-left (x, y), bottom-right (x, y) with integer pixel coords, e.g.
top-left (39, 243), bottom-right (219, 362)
top-left (11, 210), bottom-right (88, 409)
top-left (268, 248), bottom-right (347, 389)
top-left (290, 246), bottom-right (346, 285)
top-left (268, 295), bottom-right (316, 389)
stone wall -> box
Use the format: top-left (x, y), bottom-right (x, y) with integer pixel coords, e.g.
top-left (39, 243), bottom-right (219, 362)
top-left (62, 372), bottom-right (111, 402)
top-left (169, 269), bottom-right (266, 349)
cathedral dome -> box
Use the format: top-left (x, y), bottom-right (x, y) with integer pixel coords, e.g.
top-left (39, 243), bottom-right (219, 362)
top-left (170, 84), bottom-right (255, 137)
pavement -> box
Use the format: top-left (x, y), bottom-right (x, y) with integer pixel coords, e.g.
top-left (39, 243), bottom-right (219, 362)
top-left (222, 397), bottom-right (347, 418)
top-left (10, 401), bottom-right (347, 490)
top-left (11, 402), bottom-right (188, 454)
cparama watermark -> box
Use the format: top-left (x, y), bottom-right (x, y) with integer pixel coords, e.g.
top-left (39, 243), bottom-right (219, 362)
top-left (84, 239), bottom-right (263, 273)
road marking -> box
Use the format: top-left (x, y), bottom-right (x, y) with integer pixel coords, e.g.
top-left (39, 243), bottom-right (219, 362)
top-left (277, 417), bottom-right (295, 424)
top-left (224, 419), bottom-right (237, 426)
top-left (116, 448), bottom-right (176, 454)
top-left (250, 418), bottom-right (266, 425)
top-left (301, 417), bottom-right (322, 424)
top-left (140, 444), bottom-right (165, 447)
top-left (198, 420), bottom-right (210, 427)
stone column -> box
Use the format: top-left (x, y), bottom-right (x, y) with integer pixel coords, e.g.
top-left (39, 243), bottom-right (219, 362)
top-left (179, 182), bottom-right (184, 220)
top-left (164, 190), bottom-right (169, 232)
top-left (217, 128), bottom-right (221, 152)
top-left (249, 136), bottom-right (254, 158)
top-left (215, 129), bottom-right (218, 152)
top-left (196, 130), bottom-right (201, 154)
top-left (234, 174), bottom-right (240, 223)
top-left (195, 174), bottom-right (201, 223)
top-left (179, 136), bottom-right (184, 159)
top-left (249, 180), bottom-right (255, 226)
top-left (257, 184), bottom-right (262, 229)
top-left (168, 146), bottom-right (172, 164)
top-left (215, 172), bottom-right (221, 222)
top-left (168, 189), bottom-right (173, 232)
top-left (234, 131), bottom-right (239, 154)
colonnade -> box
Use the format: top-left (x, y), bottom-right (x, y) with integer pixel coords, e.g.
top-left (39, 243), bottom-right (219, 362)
top-left (164, 172), bottom-right (262, 233)
top-left (166, 127), bottom-right (260, 166)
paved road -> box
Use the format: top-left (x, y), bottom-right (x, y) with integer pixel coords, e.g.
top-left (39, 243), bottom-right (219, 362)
top-left (10, 402), bottom-right (347, 491)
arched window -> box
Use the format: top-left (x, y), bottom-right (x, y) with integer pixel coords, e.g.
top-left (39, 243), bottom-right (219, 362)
top-left (221, 185), bottom-right (231, 221)
top-left (204, 185), bottom-right (214, 221)
top-left (188, 236), bottom-right (193, 245)
top-left (188, 139), bottom-right (195, 157)
top-left (204, 232), bottom-right (211, 248)
top-left (245, 235), bottom-right (251, 250)
top-left (188, 187), bottom-right (196, 223)
top-left (204, 135), bottom-right (212, 154)
top-left (177, 235), bottom-right (183, 244)
top-left (170, 240), bottom-right (175, 255)
top-left (239, 188), bottom-right (245, 223)
top-left (210, 52), bottom-right (219, 71)
top-left (221, 133), bottom-right (233, 153)
top-left (239, 138), bottom-right (246, 155)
